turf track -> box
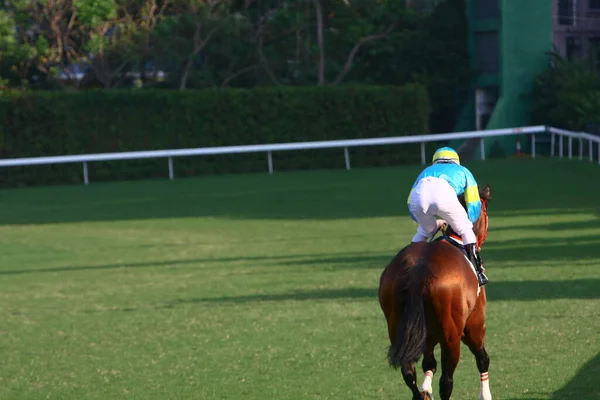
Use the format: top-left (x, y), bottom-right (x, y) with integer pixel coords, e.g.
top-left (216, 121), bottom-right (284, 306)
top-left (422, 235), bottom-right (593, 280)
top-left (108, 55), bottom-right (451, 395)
top-left (0, 158), bottom-right (598, 399)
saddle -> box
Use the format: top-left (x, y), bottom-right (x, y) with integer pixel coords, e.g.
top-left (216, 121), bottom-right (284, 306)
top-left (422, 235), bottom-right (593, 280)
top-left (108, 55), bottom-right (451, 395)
top-left (432, 234), bottom-right (467, 257)
top-left (430, 223), bottom-right (468, 257)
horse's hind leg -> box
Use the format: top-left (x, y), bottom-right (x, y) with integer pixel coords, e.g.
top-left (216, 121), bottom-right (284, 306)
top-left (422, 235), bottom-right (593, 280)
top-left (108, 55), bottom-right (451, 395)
top-left (419, 338), bottom-right (438, 399)
top-left (439, 334), bottom-right (461, 400)
top-left (401, 363), bottom-right (426, 400)
top-left (463, 308), bottom-right (492, 400)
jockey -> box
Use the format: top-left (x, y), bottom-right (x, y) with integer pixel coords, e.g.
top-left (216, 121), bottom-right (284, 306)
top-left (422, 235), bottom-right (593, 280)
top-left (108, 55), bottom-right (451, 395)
top-left (406, 146), bottom-right (489, 287)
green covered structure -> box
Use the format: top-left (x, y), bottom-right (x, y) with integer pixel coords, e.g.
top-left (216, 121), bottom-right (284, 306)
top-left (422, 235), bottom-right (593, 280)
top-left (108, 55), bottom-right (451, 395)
top-left (454, 0), bottom-right (554, 158)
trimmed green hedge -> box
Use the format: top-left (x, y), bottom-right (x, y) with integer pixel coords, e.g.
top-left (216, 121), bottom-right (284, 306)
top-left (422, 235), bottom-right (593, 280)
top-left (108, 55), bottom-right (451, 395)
top-left (0, 84), bottom-right (431, 187)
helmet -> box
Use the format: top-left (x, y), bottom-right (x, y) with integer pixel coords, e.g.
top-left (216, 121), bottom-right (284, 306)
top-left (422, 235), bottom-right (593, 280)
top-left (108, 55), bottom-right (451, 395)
top-left (432, 146), bottom-right (460, 165)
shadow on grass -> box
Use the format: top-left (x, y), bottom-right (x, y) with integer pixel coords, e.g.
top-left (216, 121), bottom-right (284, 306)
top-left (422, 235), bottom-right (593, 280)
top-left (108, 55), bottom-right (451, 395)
top-left (81, 278), bottom-right (600, 315)
top-left (0, 168), bottom-right (409, 224)
top-left (3, 231), bottom-right (600, 275)
top-left (551, 352), bottom-right (600, 399)
top-left (482, 234), bottom-right (600, 262)
top-left (504, 352), bottom-right (600, 400)
top-left (1, 159), bottom-right (599, 225)
top-left (272, 235), bottom-right (600, 267)
top-left (0, 250), bottom-right (389, 275)
top-left (490, 218), bottom-right (600, 232)
top-left (170, 287), bottom-right (378, 305)
top-left (158, 279), bottom-right (599, 306)
top-left (486, 279), bottom-right (600, 301)
top-left (492, 208), bottom-right (597, 218)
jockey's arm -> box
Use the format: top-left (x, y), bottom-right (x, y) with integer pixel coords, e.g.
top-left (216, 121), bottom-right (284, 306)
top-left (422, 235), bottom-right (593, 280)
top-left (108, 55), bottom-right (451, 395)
top-left (463, 168), bottom-right (482, 223)
top-left (407, 187), bottom-right (418, 222)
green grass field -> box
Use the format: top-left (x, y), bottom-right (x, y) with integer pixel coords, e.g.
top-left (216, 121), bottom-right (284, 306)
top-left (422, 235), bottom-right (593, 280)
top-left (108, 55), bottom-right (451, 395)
top-left (0, 158), bottom-right (599, 400)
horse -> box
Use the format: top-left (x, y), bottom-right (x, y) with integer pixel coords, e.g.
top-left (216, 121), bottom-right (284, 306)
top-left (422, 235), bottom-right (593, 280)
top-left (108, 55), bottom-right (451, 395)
top-left (378, 184), bottom-right (493, 400)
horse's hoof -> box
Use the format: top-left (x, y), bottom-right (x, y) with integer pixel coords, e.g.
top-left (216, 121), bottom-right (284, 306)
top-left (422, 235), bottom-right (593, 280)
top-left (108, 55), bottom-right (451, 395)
top-left (420, 390), bottom-right (434, 400)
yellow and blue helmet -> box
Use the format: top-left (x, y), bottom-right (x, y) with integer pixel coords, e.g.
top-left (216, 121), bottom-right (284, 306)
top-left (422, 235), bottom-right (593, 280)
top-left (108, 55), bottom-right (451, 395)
top-left (432, 146), bottom-right (460, 165)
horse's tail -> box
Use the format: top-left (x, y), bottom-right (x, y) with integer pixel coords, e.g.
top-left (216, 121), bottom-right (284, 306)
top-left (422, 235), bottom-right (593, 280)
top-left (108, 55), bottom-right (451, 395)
top-left (387, 258), bottom-right (428, 369)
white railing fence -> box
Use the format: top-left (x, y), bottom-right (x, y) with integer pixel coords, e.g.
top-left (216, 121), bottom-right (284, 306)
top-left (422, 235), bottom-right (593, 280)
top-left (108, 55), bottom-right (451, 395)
top-left (547, 127), bottom-right (600, 162)
top-left (0, 125), bottom-right (598, 185)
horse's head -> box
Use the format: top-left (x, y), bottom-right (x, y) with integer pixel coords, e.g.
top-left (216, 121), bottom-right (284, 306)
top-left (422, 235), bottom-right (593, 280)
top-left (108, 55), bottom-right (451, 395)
top-left (473, 184), bottom-right (492, 249)
top-left (447, 184), bottom-right (492, 250)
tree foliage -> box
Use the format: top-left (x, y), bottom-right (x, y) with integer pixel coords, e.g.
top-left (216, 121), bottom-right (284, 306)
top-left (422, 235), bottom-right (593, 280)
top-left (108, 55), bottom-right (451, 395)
top-left (532, 51), bottom-right (600, 131)
top-left (0, 0), bottom-right (472, 132)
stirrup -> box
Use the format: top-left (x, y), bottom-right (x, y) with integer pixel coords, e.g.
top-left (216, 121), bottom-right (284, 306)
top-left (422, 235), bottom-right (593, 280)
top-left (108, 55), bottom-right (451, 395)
top-left (477, 270), bottom-right (489, 287)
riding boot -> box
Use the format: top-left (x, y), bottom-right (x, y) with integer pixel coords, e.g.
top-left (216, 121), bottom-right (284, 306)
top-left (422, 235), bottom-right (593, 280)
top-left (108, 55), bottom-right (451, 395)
top-left (464, 243), bottom-right (489, 287)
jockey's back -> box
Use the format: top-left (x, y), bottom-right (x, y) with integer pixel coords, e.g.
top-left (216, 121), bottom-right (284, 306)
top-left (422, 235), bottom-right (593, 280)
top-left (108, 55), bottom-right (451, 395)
top-left (408, 162), bottom-right (481, 224)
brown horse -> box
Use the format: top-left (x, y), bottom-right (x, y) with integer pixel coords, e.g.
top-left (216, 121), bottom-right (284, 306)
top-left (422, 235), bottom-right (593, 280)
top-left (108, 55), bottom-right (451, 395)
top-left (378, 184), bottom-right (493, 400)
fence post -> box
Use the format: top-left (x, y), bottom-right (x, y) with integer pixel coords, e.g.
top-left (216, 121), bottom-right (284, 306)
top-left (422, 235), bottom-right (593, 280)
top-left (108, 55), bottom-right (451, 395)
top-left (480, 139), bottom-right (486, 160)
top-left (267, 151), bottom-right (273, 174)
top-left (168, 157), bottom-right (174, 180)
top-left (420, 142), bottom-right (426, 165)
top-left (559, 135), bottom-right (564, 157)
top-left (344, 147), bottom-right (351, 170)
top-left (83, 162), bottom-right (89, 185)
top-left (531, 134), bottom-right (536, 159)
top-left (568, 136), bottom-right (572, 159)
top-left (590, 139), bottom-right (593, 162)
top-left (550, 133), bottom-right (555, 157)
top-left (598, 142), bottom-right (600, 165)
top-left (579, 138), bottom-right (583, 161)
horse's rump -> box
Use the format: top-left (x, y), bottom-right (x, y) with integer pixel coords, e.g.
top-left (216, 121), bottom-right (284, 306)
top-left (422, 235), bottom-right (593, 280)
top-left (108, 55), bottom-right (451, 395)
top-left (379, 240), bottom-right (480, 369)
top-left (416, 241), bottom-right (480, 326)
top-left (383, 240), bottom-right (477, 299)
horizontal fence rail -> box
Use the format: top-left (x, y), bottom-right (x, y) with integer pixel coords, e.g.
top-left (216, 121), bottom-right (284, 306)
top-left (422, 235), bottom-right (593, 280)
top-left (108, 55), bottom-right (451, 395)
top-left (0, 125), bottom-right (598, 185)
top-left (547, 127), bottom-right (600, 163)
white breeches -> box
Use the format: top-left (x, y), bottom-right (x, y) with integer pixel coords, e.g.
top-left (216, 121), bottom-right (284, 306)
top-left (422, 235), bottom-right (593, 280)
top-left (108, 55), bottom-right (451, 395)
top-left (409, 176), bottom-right (477, 244)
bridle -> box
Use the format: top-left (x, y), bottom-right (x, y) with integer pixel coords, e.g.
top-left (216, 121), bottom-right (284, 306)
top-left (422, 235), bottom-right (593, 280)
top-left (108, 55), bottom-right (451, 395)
top-left (476, 199), bottom-right (489, 250)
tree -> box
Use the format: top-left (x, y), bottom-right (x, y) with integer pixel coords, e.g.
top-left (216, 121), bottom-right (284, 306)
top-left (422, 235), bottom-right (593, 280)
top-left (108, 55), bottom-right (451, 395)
top-left (532, 51), bottom-right (600, 131)
top-left (0, 8), bottom-right (22, 87)
top-left (76, 0), bottom-right (171, 88)
top-left (174, 0), bottom-right (233, 90)
top-left (311, 0), bottom-right (402, 86)
top-left (403, 0), bottom-right (472, 132)
top-left (149, 0), bottom-right (238, 90)
top-left (349, 0), bottom-right (471, 132)
top-left (1, 0), bottom-right (86, 88)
